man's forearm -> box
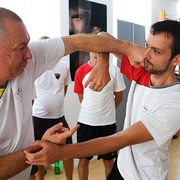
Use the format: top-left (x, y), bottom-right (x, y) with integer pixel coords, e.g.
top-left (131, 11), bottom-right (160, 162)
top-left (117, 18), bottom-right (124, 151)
top-left (62, 33), bottom-right (130, 57)
top-left (0, 151), bottom-right (29, 180)
top-left (60, 134), bottom-right (121, 160)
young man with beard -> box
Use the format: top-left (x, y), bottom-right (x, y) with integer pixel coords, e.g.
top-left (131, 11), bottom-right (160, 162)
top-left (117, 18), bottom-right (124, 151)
top-left (25, 20), bottom-right (180, 180)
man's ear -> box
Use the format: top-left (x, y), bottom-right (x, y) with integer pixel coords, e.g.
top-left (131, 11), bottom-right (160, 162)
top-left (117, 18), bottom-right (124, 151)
top-left (172, 54), bottom-right (180, 66)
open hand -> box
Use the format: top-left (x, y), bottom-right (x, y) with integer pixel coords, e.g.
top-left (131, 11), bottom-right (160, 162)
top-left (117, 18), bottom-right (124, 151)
top-left (42, 122), bottom-right (80, 144)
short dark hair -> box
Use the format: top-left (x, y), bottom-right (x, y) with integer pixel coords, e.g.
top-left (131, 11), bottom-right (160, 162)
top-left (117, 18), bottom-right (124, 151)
top-left (150, 20), bottom-right (180, 59)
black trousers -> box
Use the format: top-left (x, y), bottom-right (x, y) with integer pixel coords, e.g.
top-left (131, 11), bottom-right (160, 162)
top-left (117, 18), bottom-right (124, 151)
top-left (106, 158), bottom-right (124, 180)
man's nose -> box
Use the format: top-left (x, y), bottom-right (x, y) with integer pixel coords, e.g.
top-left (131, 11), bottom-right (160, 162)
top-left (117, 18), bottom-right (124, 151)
top-left (24, 47), bottom-right (32, 60)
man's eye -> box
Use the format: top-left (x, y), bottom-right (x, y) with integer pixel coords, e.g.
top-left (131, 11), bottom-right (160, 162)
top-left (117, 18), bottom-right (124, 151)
top-left (20, 47), bottom-right (25, 50)
top-left (154, 49), bottom-right (160, 54)
top-left (74, 17), bottom-right (80, 20)
top-left (72, 14), bottom-right (84, 21)
top-left (72, 15), bottom-right (80, 20)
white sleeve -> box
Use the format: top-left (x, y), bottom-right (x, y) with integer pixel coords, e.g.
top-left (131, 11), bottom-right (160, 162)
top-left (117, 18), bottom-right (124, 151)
top-left (29, 37), bottom-right (65, 81)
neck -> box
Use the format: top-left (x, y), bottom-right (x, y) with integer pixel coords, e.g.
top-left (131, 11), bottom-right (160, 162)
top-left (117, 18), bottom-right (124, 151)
top-left (0, 81), bottom-right (8, 88)
top-left (150, 74), bottom-right (179, 87)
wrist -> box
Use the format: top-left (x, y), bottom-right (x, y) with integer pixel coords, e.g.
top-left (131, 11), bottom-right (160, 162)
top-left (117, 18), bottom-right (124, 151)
top-left (123, 40), bottom-right (131, 56)
top-left (20, 151), bottom-right (28, 164)
top-left (97, 54), bottom-right (109, 64)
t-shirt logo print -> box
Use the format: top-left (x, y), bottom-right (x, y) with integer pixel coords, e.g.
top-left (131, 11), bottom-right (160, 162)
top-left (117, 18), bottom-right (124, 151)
top-left (55, 73), bottom-right (60, 79)
top-left (14, 88), bottom-right (22, 102)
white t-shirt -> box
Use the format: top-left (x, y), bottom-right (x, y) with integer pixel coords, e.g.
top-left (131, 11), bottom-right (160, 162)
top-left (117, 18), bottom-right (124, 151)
top-left (33, 61), bottom-right (72, 118)
top-left (74, 62), bottom-right (126, 126)
top-left (32, 83), bottom-right (37, 100)
top-left (118, 56), bottom-right (180, 180)
top-left (0, 38), bottom-right (64, 180)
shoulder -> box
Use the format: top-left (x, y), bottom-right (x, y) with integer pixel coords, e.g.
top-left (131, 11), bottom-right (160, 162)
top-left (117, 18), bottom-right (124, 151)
top-left (76, 62), bottom-right (91, 74)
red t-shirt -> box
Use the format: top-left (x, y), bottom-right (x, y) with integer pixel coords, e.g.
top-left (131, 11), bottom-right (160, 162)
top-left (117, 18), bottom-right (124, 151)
top-left (74, 62), bottom-right (93, 94)
top-left (121, 55), bottom-right (150, 86)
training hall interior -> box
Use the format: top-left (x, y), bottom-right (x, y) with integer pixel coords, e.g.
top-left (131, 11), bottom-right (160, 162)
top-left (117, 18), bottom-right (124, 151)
top-left (1, 0), bottom-right (180, 179)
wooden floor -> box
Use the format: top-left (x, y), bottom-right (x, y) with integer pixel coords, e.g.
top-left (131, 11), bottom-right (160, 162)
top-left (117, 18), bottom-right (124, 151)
top-left (44, 160), bottom-right (105, 180)
top-left (44, 136), bottom-right (180, 180)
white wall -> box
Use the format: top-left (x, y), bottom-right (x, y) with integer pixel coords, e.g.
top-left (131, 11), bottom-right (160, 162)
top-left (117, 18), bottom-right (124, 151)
top-left (113, 0), bottom-right (152, 38)
top-left (0, 0), bottom-right (61, 40)
top-left (151, 0), bottom-right (179, 23)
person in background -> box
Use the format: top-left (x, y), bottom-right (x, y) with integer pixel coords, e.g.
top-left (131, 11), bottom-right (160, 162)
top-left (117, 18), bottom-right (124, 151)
top-left (74, 51), bottom-right (125, 179)
top-left (33, 60), bottom-right (73, 180)
top-left (25, 20), bottom-right (180, 180)
top-left (0, 7), bottom-right (141, 180)
top-left (32, 36), bottom-right (74, 180)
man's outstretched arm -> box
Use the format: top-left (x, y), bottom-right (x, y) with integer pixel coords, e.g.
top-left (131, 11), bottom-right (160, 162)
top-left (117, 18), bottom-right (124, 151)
top-left (24, 121), bottom-right (153, 166)
top-left (62, 33), bottom-right (145, 91)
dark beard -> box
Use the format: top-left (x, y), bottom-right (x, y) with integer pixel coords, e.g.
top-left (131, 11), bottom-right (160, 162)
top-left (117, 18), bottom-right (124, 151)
top-left (144, 58), bottom-right (170, 75)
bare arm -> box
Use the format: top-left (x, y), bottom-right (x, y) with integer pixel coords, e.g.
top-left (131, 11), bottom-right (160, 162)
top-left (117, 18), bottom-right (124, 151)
top-left (64, 85), bottom-right (68, 95)
top-left (62, 34), bottom-right (114, 91)
top-left (62, 33), bottom-right (144, 61)
top-left (114, 91), bottom-right (123, 109)
top-left (78, 94), bottom-right (83, 103)
top-left (0, 151), bottom-right (29, 179)
top-left (61, 121), bottom-right (153, 160)
top-left (24, 121), bottom-right (153, 165)
top-left (62, 33), bottom-right (145, 91)
top-left (97, 32), bottom-right (145, 68)
top-left (62, 33), bottom-right (126, 57)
